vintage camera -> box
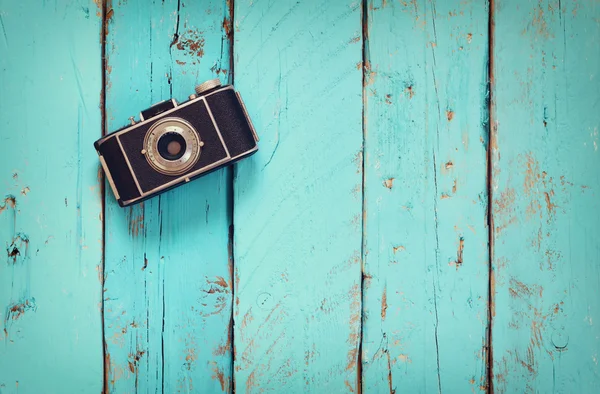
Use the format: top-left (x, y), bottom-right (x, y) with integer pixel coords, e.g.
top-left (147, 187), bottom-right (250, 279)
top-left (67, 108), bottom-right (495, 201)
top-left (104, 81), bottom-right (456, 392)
top-left (94, 79), bottom-right (259, 207)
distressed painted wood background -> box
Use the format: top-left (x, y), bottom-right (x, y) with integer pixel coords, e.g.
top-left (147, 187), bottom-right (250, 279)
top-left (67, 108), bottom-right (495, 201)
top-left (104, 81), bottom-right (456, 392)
top-left (0, 0), bottom-right (598, 393)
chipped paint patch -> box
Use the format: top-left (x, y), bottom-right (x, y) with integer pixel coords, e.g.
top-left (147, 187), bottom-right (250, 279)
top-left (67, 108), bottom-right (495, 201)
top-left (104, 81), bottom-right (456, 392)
top-left (127, 350), bottom-right (145, 374)
top-left (212, 364), bottom-right (227, 391)
top-left (4, 298), bottom-right (37, 324)
top-left (0, 195), bottom-right (16, 214)
top-left (6, 233), bottom-right (29, 264)
top-left (363, 61), bottom-right (377, 86)
top-left (350, 151), bottom-right (363, 175)
top-left (450, 237), bottom-right (464, 269)
top-left (345, 283), bottom-right (361, 384)
top-left (398, 354), bottom-right (410, 363)
top-left (126, 205), bottom-right (144, 237)
top-left (381, 286), bottom-right (388, 320)
top-left (392, 245), bottom-right (405, 253)
top-left (176, 29), bottom-right (206, 58)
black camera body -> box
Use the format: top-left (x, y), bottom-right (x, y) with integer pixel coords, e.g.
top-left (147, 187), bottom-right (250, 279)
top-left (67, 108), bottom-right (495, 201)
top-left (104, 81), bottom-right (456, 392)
top-left (94, 79), bottom-right (259, 207)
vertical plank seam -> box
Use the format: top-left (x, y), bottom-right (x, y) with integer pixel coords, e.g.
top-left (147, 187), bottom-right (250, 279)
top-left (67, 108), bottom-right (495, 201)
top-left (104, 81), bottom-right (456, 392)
top-left (156, 199), bottom-right (166, 394)
top-left (168, 0), bottom-right (182, 99)
top-left (431, 153), bottom-right (442, 394)
top-left (486, 0), bottom-right (495, 392)
top-left (359, 0), bottom-right (368, 392)
top-left (429, 3), bottom-right (443, 390)
top-left (100, 1), bottom-right (110, 393)
top-left (161, 0), bottom-right (182, 388)
top-left (228, 0), bottom-right (236, 392)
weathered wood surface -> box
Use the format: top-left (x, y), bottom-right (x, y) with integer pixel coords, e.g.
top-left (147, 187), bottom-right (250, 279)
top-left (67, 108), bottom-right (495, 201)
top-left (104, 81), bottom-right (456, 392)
top-left (0, 0), bottom-right (103, 392)
top-left (490, 0), bottom-right (600, 392)
top-left (362, 0), bottom-right (490, 392)
top-left (102, 0), bottom-right (233, 392)
top-left (1, 0), bottom-right (599, 393)
top-left (232, 0), bottom-right (364, 392)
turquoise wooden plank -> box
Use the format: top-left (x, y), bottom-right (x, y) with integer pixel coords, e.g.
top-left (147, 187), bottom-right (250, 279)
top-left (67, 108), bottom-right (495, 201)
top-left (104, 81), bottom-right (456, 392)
top-left (232, 0), bottom-right (363, 392)
top-left (491, 1), bottom-right (600, 392)
top-left (0, 1), bottom-right (103, 393)
top-left (362, 0), bottom-right (490, 392)
top-left (103, 0), bottom-right (233, 392)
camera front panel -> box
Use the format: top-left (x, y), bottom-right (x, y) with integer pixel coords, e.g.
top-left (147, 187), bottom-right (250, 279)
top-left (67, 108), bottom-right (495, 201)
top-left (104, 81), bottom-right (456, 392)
top-left (95, 83), bottom-right (259, 206)
top-left (118, 99), bottom-right (230, 195)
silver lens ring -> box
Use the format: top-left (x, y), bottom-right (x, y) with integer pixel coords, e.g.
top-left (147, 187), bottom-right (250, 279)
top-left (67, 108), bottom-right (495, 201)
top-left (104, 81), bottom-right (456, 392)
top-left (143, 117), bottom-right (202, 176)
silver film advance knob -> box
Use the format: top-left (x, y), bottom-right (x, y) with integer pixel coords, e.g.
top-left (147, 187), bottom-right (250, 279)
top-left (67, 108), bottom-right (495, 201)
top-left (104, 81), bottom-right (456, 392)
top-left (194, 79), bottom-right (222, 95)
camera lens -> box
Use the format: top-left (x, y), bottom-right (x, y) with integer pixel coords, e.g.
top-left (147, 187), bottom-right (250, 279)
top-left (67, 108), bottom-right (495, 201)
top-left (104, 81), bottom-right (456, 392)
top-left (157, 132), bottom-right (187, 161)
top-left (144, 118), bottom-right (202, 176)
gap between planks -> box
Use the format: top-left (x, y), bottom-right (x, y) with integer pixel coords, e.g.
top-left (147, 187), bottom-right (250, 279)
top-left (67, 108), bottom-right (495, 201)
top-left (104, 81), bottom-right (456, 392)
top-left (228, 0), bottom-right (236, 391)
top-left (359, 0), bottom-right (370, 392)
top-left (486, 0), bottom-right (496, 393)
top-left (100, 0), bottom-right (109, 393)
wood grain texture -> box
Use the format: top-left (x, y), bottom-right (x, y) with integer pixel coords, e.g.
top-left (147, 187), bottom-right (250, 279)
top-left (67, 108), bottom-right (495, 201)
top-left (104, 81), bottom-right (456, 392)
top-left (491, 1), bottom-right (600, 392)
top-left (232, 0), bottom-right (363, 392)
top-left (362, 0), bottom-right (490, 392)
top-left (102, 0), bottom-right (233, 392)
top-left (1, 0), bottom-right (599, 391)
top-left (0, 1), bottom-right (103, 393)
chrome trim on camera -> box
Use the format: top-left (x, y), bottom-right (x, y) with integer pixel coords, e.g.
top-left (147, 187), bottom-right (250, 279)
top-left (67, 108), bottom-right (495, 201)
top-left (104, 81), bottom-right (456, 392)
top-left (235, 91), bottom-right (259, 143)
top-left (229, 145), bottom-right (259, 161)
top-left (203, 98), bottom-right (231, 158)
top-left (99, 155), bottom-right (120, 200)
top-left (116, 135), bottom-right (144, 196)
